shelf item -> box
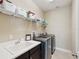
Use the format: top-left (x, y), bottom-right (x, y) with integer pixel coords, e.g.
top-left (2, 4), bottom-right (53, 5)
top-left (41, 19), bottom-right (48, 25)
top-left (6, 0), bottom-right (12, 3)
top-left (26, 17), bottom-right (35, 23)
top-left (0, 0), bottom-right (3, 4)
top-left (1, 1), bottom-right (16, 15)
top-left (15, 7), bottom-right (27, 19)
top-left (35, 18), bottom-right (43, 24)
top-left (27, 11), bottom-right (35, 19)
top-left (37, 18), bottom-right (42, 24)
top-left (40, 19), bottom-right (48, 29)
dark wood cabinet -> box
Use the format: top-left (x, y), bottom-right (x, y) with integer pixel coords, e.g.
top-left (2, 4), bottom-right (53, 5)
top-left (15, 52), bottom-right (29, 59)
top-left (15, 44), bottom-right (41, 59)
top-left (30, 51), bottom-right (41, 59)
top-left (30, 44), bottom-right (41, 59)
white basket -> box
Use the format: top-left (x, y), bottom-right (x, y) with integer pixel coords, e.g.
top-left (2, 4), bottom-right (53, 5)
top-left (1, 1), bottom-right (16, 15)
top-left (15, 7), bottom-right (27, 19)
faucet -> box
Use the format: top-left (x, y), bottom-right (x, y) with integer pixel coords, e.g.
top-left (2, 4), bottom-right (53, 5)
top-left (15, 39), bottom-right (21, 45)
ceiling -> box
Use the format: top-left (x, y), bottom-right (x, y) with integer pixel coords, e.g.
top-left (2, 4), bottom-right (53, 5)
top-left (32, 0), bottom-right (72, 12)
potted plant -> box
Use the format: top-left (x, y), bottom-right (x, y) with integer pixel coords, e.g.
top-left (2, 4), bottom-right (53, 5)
top-left (41, 19), bottom-right (48, 29)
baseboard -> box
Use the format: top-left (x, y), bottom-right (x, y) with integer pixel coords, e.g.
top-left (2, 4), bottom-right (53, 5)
top-left (72, 51), bottom-right (79, 55)
top-left (78, 51), bottom-right (79, 54)
top-left (56, 47), bottom-right (72, 54)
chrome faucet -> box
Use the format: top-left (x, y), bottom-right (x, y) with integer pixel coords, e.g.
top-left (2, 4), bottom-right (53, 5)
top-left (15, 39), bottom-right (21, 45)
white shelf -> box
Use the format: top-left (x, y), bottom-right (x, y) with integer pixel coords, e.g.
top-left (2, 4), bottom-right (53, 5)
top-left (0, 1), bottom-right (46, 25)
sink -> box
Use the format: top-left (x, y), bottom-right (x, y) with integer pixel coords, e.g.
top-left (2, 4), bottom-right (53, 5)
top-left (5, 41), bottom-right (33, 54)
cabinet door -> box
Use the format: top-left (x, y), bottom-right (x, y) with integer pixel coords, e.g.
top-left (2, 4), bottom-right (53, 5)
top-left (30, 45), bottom-right (41, 59)
top-left (30, 50), bottom-right (41, 59)
top-left (15, 52), bottom-right (29, 59)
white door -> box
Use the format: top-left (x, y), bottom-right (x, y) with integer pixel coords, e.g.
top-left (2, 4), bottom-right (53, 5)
top-left (72, 0), bottom-right (79, 59)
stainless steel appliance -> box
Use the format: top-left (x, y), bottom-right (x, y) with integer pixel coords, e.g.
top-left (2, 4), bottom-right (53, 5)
top-left (50, 34), bottom-right (56, 54)
top-left (34, 37), bottom-right (51, 59)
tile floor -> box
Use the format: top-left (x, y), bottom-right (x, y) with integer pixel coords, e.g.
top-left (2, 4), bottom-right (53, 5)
top-left (51, 50), bottom-right (74, 59)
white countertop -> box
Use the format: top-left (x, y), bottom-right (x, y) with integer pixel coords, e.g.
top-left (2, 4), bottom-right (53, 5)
top-left (0, 40), bottom-right (41, 59)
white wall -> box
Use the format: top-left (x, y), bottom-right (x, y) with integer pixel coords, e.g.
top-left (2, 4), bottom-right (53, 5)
top-left (44, 6), bottom-right (72, 51)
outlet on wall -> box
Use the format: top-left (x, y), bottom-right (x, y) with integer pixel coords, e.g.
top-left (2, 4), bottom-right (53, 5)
top-left (9, 34), bottom-right (13, 40)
